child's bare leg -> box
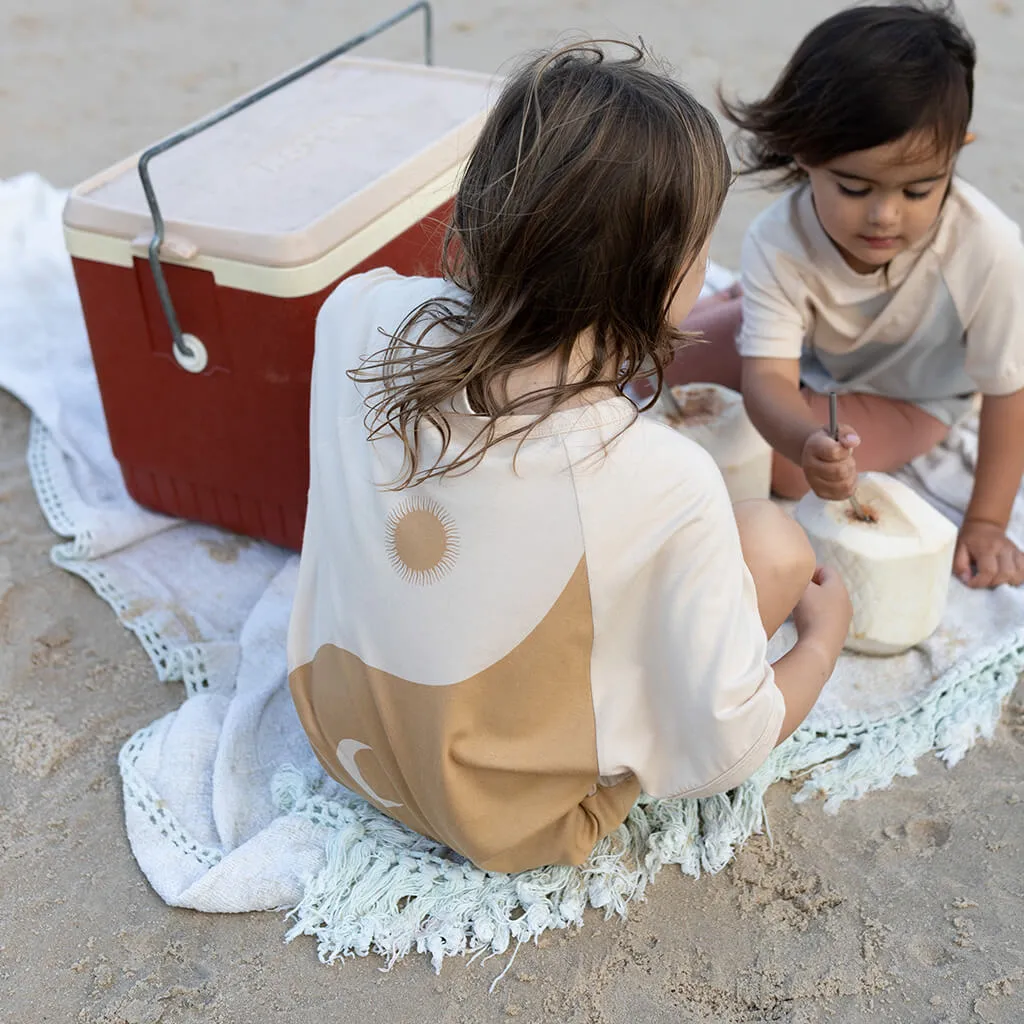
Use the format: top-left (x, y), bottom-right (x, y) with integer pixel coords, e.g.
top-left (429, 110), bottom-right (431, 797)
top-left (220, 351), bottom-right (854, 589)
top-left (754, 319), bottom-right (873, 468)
top-left (633, 293), bottom-right (744, 400)
top-left (734, 500), bottom-right (816, 637)
top-left (772, 391), bottom-right (951, 500)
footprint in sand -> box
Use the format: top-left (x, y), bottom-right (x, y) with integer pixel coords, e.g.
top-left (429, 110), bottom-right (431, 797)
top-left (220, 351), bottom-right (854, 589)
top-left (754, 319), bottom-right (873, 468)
top-left (904, 818), bottom-right (952, 855)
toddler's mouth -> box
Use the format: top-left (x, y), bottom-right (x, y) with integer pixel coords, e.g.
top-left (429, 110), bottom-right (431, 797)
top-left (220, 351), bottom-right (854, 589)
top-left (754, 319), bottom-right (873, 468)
top-left (858, 234), bottom-right (901, 249)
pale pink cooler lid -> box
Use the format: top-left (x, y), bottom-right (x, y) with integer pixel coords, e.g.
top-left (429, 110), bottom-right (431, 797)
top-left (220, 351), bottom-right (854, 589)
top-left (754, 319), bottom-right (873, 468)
top-left (63, 57), bottom-right (495, 268)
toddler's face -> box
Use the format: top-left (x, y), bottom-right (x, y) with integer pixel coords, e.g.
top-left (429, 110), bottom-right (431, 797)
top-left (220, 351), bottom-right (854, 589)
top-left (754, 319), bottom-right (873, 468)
top-left (801, 133), bottom-right (954, 275)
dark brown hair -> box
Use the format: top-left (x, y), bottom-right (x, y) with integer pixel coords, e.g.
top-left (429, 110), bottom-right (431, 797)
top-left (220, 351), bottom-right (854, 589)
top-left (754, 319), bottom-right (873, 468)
top-left (350, 41), bottom-right (731, 487)
top-left (722, 1), bottom-right (975, 186)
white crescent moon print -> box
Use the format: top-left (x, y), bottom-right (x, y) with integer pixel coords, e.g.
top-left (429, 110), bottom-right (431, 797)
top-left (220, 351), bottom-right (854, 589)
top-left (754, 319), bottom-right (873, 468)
top-left (335, 738), bottom-right (403, 809)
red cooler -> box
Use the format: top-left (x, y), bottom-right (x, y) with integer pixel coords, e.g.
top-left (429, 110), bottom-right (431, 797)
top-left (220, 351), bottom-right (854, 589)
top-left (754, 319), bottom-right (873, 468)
top-left (63, 26), bottom-right (492, 549)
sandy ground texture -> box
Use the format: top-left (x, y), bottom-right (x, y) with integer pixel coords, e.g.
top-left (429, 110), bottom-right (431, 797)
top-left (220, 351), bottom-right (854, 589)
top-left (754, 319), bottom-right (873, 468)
top-left (2, 1), bottom-right (1024, 1021)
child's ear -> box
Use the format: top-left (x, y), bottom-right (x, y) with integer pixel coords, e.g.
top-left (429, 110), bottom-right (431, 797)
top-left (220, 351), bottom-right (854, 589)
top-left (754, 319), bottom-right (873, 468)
top-left (964, 131), bottom-right (976, 146)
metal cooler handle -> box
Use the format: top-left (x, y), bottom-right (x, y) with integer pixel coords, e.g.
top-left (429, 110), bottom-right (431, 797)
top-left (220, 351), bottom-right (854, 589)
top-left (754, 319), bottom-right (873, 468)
top-left (137, 1), bottom-right (435, 372)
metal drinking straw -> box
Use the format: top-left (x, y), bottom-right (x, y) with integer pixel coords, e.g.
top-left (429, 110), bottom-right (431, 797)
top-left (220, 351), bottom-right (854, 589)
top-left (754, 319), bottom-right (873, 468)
top-left (828, 392), bottom-right (870, 521)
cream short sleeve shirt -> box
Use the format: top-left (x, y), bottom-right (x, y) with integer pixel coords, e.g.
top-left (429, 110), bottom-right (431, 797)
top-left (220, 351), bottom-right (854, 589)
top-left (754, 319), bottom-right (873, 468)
top-left (737, 179), bottom-right (1024, 425)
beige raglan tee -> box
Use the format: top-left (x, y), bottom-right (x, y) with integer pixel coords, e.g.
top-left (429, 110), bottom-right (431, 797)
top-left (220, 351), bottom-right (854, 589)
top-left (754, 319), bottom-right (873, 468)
top-left (287, 269), bottom-right (784, 873)
top-left (737, 179), bottom-right (1024, 425)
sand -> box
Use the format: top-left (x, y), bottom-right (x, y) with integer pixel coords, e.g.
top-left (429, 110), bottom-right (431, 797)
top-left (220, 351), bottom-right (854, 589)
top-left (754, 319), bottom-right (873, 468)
top-left (1, 1), bottom-right (1023, 1021)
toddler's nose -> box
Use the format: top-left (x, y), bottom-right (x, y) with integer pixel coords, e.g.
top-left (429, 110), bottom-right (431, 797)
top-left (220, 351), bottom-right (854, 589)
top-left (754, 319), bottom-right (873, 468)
top-left (867, 195), bottom-right (900, 232)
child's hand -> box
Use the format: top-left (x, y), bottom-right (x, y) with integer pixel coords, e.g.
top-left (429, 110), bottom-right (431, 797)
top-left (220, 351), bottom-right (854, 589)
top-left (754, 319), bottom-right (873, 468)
top-left (953, 520), bottom-right (1024, 589)
top-left (791, 564), bottom-right (853, 659)
top-left (800, 427), bottom-right (861, 500)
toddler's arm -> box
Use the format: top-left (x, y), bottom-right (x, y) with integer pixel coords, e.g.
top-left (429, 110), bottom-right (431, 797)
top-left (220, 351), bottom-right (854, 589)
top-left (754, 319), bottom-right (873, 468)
top-left (955, 388), bottom-right (1024, 588)
top-left (741, 356), bottom-right (817, 465)
top-left (742, 356), bottom-right (860, 499)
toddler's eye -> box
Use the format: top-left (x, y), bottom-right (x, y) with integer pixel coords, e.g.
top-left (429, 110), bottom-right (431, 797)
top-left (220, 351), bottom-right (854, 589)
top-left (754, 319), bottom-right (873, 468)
top-left (904, 190), bottom-right (932, 201)
top-left (837, 183), bottom-right (870, 198)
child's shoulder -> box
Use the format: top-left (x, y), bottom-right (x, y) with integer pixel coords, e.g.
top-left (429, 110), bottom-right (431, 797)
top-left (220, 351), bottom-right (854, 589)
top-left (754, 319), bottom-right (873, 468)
top-left (942, 179), bottom-right (1022, 255)
top-left (745, 186), bottom-right (806, 244)
top-left (933, 180), bottom-right (1024, 296)
top-left (314, 269), bottom-right (467, 374)
top-left (741, 185), bottom-right (818, 272)
top-left (607, 413), bottom-right (735, 514)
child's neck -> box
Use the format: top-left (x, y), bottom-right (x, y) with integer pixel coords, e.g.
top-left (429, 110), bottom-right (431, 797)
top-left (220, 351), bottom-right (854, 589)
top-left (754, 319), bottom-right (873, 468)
top-left (496, 328), bottom-right (619, 414)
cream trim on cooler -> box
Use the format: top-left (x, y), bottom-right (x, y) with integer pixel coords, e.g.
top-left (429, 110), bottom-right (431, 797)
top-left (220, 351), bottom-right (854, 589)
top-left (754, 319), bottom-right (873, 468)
top-left (63, 161), bottom-right (465, 299)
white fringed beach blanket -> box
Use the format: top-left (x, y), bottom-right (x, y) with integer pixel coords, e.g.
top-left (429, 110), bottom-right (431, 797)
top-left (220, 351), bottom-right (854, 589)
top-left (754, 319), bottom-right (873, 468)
top-left (3, 172), bottom-right (1023, 971)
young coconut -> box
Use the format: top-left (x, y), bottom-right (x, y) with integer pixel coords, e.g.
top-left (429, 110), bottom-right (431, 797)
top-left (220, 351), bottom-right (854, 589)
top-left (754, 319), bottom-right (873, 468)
top-left (655, 383), bottom-right (773, 504)
top-left (794, 473), bottom-right (957, 655)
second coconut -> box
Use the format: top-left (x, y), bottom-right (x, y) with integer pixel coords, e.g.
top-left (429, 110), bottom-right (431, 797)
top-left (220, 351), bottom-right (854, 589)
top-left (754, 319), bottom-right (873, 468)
top-left (653, 383), bottom-right (773, 504)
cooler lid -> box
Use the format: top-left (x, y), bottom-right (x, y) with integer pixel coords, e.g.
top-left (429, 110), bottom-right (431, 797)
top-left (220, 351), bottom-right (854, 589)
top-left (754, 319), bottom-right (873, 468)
top-left (63, 57), bottom-right (494, 268)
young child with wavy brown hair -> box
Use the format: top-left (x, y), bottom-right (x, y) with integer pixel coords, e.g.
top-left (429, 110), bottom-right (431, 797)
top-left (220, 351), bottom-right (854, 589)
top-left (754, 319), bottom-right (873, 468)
top-left (287, 43), bottom-right (850, 873)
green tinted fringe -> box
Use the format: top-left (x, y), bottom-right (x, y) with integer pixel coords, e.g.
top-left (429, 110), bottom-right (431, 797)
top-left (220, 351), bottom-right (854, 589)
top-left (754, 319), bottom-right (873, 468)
top-left (276, 627), bottom-right (1024, 973)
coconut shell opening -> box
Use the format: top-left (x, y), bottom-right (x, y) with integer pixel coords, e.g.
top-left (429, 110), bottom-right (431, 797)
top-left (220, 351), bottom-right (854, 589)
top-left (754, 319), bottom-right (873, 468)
top-left (845, 502), bottom-right (879, 524)
top-left (665, 386), bottom-right (725, 427)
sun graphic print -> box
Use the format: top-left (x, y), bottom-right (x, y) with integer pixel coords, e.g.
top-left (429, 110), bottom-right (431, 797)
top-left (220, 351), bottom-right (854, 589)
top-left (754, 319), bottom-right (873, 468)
top-left (385, 497), bottom-right (460, 585)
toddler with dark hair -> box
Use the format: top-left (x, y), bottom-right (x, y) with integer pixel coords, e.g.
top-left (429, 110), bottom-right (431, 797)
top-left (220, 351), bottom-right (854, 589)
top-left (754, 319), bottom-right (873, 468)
top-left (673, 2), bottom-right (1024, 590)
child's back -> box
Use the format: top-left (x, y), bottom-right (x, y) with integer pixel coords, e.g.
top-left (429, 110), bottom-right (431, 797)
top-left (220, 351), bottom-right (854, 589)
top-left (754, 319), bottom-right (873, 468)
top-left (289, 268), bottom-right (783, 872)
